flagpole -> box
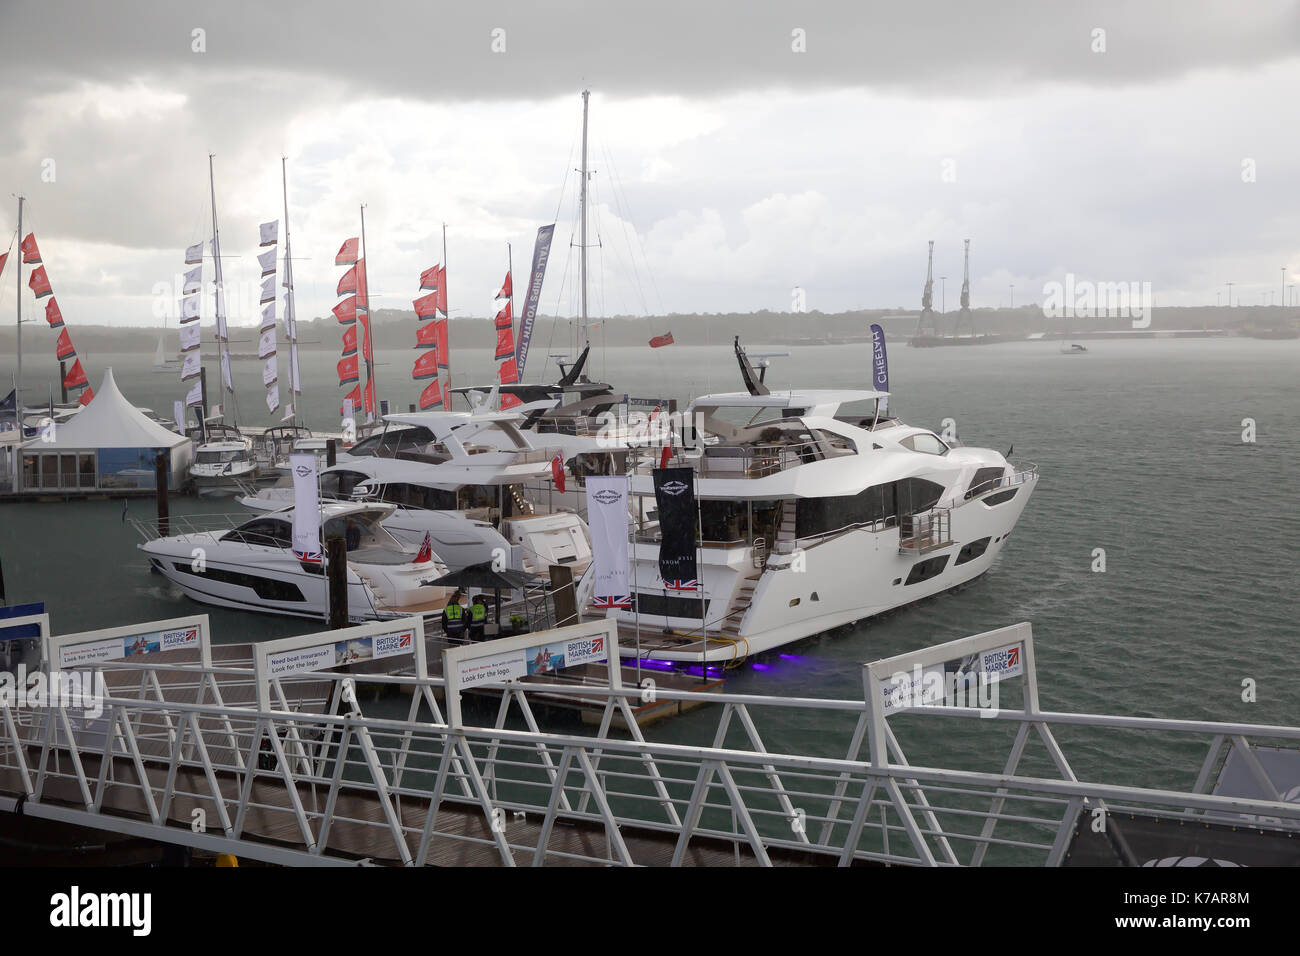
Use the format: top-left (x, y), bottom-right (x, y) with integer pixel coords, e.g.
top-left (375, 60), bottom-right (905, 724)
top-left (14, 195), bottom-right (23, 491)
top-left (281, 157), bottom-right (305, 427)
top-left (442, 222), bottom-right (449, 399)
top-left (359, 204), bottom-right (377, 423)
top-left (630, 449), bottom-right (641, 686)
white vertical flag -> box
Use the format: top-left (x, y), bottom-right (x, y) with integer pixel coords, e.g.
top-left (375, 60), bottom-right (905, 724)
top-left (585, 476), bottom-right (631, 607)
top-left (289, 454), bottom-right (321, 561)
top-left (173, 400), bottom-right (185, 434)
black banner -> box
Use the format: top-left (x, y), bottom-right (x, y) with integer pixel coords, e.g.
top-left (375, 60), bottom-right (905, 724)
top-left (653, 466), bottom-right (697, 585)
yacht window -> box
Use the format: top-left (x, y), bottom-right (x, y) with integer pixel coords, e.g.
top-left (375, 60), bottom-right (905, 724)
top-left (348, 435), bottom-right (384, 456)
top-left (226, 518), bottom-right (292, 548)
top-left (196, 449), bottom-right (245, 464)
top-left (320, 470), bottom-right (369, 498)
top-left (899, 433), bottom-right (950, 455)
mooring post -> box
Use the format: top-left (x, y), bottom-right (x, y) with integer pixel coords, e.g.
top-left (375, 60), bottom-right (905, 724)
top-left (327, 535), bottom-right (348, 628)
top-left (59, 361), bottom-right (68, 404)
top-left (154, 451), bottom-right (169, 537)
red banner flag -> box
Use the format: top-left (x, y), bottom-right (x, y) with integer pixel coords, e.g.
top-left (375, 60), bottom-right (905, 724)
top-left (336, 238), bottom-right (360, 266)
top-left (20, 233), bottom-right (41, 264)
top-left (649, 331), bottom-right (674, 348)
top-left (63, 359), bottom-right (88, 390)
top-left (418, 378), bottom-right (443, 410)
top-left (359, 313), bottom-right (373, 361)
top-left (660, 445), bottom-right (673, 469)
top-left (497, 356), bottom-right (519, 385)
top-left (496, 271), bottom-right (512, 300)
top-left (415, 321), bottom-right (440, 349)
top-left (412, 350), bottom-right (439, 380)
top-left (413, 291), bottom-right (440, 320)
top-left (78, 386), bottom-right (95, 407)
top-left (501, 392), bottom-right (522, 410)
top-left (339, 384), bottom-right (361, 416)
top-left (419, 264), bottom-right (443, 291)
top-left (337, 261), bottom-right (366, 297)
top-left (55, 328), bottom-right (76, 361)
top-left (332, 297), bottom-right (359, 324)
top-left (28, 265), bottom-right (52, 298)
top-left (340, 324), bottom-right (358, 356)
top-left (45, 297), bottom-right (64, 328)
top-left (551, 454), bottom-right (565, 494)
top-left (435, 319), bottom-right (449, 368)
top-left (495, 326), bottom-right (515, 361)
top-left (493, 301), bottom-right (512, 329)
top-left (443, 382), bottom-right (452, 411)
top-left (364, 378), bottom-right (376, 416)
top-left (0, 251), bottom-right (7, 280)
top-left (337, 354), bottom-right (360, 386)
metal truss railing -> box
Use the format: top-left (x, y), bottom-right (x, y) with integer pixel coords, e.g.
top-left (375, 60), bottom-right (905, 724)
top-left (4, 647), bottom-right (1300, 867)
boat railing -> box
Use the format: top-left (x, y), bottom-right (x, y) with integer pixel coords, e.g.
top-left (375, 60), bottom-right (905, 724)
top-left (670, 439), bottom-right (826, 479)
top-left (898, 507), bottom-right (953, 554)
top-left (966, 461), bottom-right (1039, 501)
top-left (129, 512), bottom-right (256, 544)
top-left (771, 516), bottom-right (896, 555)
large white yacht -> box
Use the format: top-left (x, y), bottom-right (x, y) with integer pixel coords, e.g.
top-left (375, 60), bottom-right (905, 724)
top-left (139, 501), bottom-right (452, 621)
top-left (610, 379), bottom-right (1038, 663)
top-left (238, 410), bottom-right (593, 576)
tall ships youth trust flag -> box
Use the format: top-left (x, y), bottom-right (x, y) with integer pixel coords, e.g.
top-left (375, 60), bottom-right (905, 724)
top-left (653, 466), bottom-right (698, 589)
top-left (585, 476), bottom-right (631, 608)
top-left (290, 454), bottom-right (322, 562)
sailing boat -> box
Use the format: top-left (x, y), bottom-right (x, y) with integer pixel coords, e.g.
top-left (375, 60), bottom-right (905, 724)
top-left (152, 322), bottom-right (180, 372)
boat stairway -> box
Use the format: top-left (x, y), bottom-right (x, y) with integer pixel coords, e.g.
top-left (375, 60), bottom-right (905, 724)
top-left (718, 568), bottom-right (764, 642)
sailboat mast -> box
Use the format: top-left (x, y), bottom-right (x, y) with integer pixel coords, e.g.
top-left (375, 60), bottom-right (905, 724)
top-left (208, 155), bottom-right (239, 424)
top-left (359, 204), bottom-right (377, 421)
top-left (579, 88), bottom-right (590, 345)
top-left (15, 195), bottom-right (23, 448)
top-left (281, 157), bottom-right (304, 424)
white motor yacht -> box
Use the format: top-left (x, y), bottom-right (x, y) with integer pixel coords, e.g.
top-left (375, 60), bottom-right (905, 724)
top-left (139, 501), bottom-right (452, 621)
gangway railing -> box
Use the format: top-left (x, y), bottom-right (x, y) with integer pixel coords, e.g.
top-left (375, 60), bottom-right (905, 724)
top-left (2, 620), bottom-right (1299, 867)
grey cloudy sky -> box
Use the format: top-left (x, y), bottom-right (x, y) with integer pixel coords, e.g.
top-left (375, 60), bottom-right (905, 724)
top-left (1, 0), bottom-right (1299, 328)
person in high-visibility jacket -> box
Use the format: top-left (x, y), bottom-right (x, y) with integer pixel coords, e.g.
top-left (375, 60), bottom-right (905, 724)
top-left (442, 592), bottom-right (467, 640)
top-left (467, 595), bottom-right (488, 642)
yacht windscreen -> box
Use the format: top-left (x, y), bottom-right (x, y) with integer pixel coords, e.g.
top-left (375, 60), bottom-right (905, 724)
top-left (709, 406), bottom-right (801, 429)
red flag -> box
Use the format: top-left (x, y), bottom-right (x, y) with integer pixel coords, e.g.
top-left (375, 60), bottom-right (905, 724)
top-left (55, 328), bottom-right (76, 361)
top-left (496, 271), bottom-right (512, 300)
top-left (415, 321), bottom-right (440, 349)
top-left (20, 233), bottom-right (41, 264)
top-left (413, 290), bottom-right (440, 320)
top-left (63, 359), bottom-right (88, 390)
top-left (45, 297), bottom-right (64, 329)
top-left (501, 392), bottom-right (522, 410)
top-left (418, 378), bottom-right (444, 410)
top-left (78, 386), bottom-right (95, 407)
top-left (332, 297), bottom-right (359, 324)
top-left (340, 324), bottom-right (358, 357)
top-left (495, 326), bottom-right (515, 361)
top-left (412, 350), bottom-right (439, 380)
top-left (337, 261), bottom-right (366, 297)
top-left (551, 454), bottom-right (566, 494)
top-left (660, 445), bottom-right (673, 469)
top-left (28, 265), bottom-right (52, 298)
top-left (0, 251), bottom-right (7, 280)
top-left (339, 384), bottom-right (361, 416)
top-left (443, 382), bottom-right (452, 412)
top-left (364, 377), bottom-right (376, 416)
top-left (419, 264), bottom-right (443, 291)
top-left (434, 319), bottom-right (449, 368)
top-left (649, 331), bottom-right (674, 348)
top-left (337, 354), bottom-right (360, 386)
top-left (493, 301), bottom-right (512, 329)
top-left (336, 238), bottom-right (360, 266)
top-left (497, 356), bottom-right (519, 385)
top-left (358, 313), bottom-right (374, 361)
top-left (415, 531), bottom-right (434, 564)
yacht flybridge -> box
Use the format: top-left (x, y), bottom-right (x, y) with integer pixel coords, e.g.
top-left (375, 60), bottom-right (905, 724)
top-left (238, 408), bottom-right (594, 576)
top-left (613, 384), bottom-right (1038, 663)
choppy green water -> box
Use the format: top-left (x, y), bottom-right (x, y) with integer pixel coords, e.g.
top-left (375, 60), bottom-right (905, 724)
top-left (2, 337), bottom-right (1297, 796)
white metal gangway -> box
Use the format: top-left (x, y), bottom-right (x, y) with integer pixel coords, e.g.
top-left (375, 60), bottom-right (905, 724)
top-left (1, 613), bottom-right (1298, 866)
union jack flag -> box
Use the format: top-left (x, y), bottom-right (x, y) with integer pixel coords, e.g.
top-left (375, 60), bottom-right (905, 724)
top-left (294, 549), bottom-right (322, 564)
top-left (663, 580), bottom-right (699, 591)
top-left (592, 595), bottom-right (633, 608)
